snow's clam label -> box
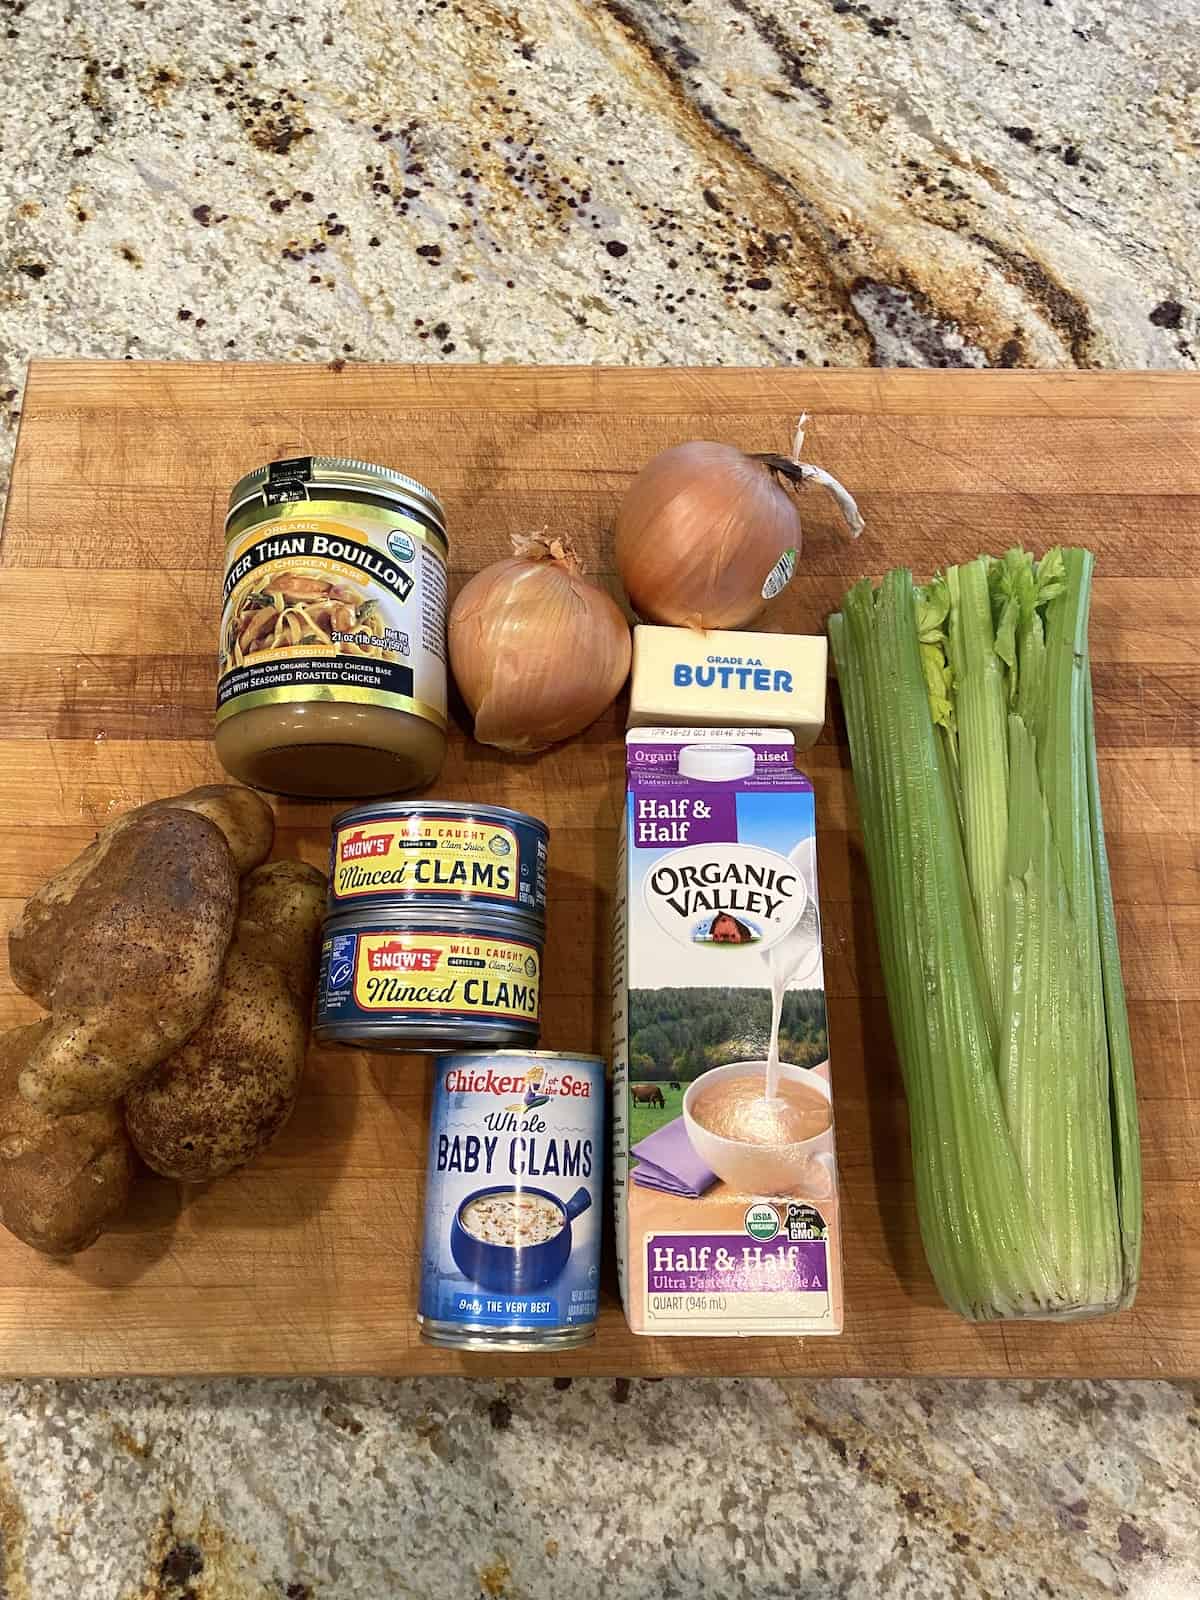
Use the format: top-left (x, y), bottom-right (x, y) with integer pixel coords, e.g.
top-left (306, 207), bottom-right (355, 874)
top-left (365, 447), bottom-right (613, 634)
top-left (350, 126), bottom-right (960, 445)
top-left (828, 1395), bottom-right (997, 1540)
top-left (313, 913), bottom-right (543, 1050)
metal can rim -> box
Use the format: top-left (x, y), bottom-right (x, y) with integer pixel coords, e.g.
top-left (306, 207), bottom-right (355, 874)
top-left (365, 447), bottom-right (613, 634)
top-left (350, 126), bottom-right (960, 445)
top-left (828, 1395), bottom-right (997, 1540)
top-left (436, 1049), bottom-right (605, 1064)
top-left (316, 1022), bottom-right (539, 1031)
top-left (226, 455), bottom-right (447, 538)
top-left (418, 1321), bottom-right (596, 1351)
top-left (321, 904), bottom-right (546, 938)
top-left (315, 1038), bottom-right (539, 1057)
top-left (332, 799), bottom-right (548, 833)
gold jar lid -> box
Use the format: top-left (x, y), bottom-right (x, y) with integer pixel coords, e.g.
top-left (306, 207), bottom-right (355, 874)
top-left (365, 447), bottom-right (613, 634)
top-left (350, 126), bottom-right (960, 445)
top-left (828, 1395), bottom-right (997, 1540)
top-left (226, 455), bottom-right (447, 541)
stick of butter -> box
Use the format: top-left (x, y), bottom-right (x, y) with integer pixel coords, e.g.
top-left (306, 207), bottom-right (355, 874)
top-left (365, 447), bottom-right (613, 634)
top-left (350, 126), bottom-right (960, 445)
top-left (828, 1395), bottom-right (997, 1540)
top-left (626, 625), bottom-right (828, 748)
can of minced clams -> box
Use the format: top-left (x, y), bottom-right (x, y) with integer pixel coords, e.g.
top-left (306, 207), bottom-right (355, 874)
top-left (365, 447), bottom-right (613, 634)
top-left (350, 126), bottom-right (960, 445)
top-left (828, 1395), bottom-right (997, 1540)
top-left (313, 908), bottom-right (543, 1052)
top-left (327, 801), bottom-right (547, 923)
top-left (418, 1051), bottom-right (605, 1350)
top-left (314, 801), bottom-right (548, 1053)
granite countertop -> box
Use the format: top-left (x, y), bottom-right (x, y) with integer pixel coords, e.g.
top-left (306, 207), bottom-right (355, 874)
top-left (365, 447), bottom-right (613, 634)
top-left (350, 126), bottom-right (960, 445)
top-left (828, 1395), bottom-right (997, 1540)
top-left (1, 0), bottom-right (1197, 1595)
top-left (1, 1376), bottom-right (1197, 1598)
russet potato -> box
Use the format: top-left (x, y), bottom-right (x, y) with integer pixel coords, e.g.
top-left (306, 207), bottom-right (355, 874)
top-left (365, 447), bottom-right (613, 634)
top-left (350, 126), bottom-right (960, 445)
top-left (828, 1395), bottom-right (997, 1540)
top-left (0, 1020), bottom-right (134, 1255)
top-left (11, 809), bottom-right (241, 1115)
top-left (125, 861), bottom-right (327, 1182)
top-left (9, 785), bottom-right (276, 1116)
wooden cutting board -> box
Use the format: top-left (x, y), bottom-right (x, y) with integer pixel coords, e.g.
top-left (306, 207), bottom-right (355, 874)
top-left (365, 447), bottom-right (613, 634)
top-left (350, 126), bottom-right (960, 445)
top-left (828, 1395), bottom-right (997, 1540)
top-left (0, 362), bottom-right (1195, 1378)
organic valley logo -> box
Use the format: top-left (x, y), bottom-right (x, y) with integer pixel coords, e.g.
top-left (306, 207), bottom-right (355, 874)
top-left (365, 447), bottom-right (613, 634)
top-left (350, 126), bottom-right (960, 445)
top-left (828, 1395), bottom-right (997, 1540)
top-left (642, 844), bottom-right (807, 952)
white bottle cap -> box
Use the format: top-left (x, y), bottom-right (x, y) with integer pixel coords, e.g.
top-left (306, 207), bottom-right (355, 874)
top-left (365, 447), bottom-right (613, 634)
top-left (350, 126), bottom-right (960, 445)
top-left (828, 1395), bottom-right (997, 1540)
top-left (678, 743), bottom-right (756, 782)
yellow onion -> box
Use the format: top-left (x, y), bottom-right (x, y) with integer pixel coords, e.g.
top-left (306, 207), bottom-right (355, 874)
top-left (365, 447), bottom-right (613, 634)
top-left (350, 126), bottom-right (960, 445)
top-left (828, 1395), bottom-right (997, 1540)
top-left (449, 533), bottom-right (632, 753)
top-left (615, 421), bottom-right (864, 630)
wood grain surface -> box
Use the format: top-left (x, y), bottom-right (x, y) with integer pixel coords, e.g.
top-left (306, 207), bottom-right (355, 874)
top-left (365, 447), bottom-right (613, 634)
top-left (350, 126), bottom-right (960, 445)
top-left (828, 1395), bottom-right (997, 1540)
top-left (0, 361), bottom-right (1195, 1378)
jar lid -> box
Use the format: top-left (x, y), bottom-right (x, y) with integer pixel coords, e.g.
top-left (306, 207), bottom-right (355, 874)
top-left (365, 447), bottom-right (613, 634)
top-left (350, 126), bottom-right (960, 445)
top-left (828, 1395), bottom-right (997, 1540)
top-left (227, 455), bottom-right (446, 536)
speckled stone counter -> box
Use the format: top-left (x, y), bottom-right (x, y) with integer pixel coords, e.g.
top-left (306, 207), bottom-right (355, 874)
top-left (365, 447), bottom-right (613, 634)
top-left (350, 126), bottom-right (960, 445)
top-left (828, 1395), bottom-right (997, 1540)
top-left (1, 0), bottom-right (1198, 1595)
top-left (1, 1377), bottom-right (1198, 1598)
top-left (1, 0), bottom-right (1195, 444)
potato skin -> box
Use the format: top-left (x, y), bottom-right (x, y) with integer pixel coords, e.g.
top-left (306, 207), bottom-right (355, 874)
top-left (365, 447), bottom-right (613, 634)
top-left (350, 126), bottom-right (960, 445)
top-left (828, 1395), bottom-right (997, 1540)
top-left (9, 785), bottom-right (270, 1008)
top-left (0, 1021), bottom-right (134, 1255)
top-left (140, 785), bottom-right (275, 875)
top-left (13, 809), bottom-right (240, 1115)
top-left (125, 862), bottom-right (326, 1182)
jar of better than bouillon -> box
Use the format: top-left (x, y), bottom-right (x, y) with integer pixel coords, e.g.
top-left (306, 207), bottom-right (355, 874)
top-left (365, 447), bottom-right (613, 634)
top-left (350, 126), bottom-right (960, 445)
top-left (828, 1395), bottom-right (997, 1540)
top-left (215, 456), bottom-right (449, 798)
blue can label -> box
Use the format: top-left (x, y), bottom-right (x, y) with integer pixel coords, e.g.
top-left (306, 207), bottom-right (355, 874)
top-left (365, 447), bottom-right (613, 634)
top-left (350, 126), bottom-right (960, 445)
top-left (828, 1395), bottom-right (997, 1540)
top-left (420, 1053), bottom-right (605, 1333)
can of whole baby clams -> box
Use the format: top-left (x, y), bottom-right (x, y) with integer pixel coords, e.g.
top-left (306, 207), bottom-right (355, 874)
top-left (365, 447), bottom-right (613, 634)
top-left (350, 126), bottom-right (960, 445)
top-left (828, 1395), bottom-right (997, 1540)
top-left (418, 1051), bottom-right (605, 1350)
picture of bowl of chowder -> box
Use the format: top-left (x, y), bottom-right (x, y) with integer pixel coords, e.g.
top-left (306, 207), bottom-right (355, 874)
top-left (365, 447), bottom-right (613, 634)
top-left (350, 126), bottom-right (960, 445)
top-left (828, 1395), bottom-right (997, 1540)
top-left (450, 1184), bottom-right (592, 1293)
top-left (460, 1191), bottom-right (565, 1247)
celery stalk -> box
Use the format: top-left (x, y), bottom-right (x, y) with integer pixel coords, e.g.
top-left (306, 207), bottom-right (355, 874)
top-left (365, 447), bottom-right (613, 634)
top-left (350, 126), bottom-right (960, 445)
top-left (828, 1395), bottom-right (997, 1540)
top-left (946, 558), bottom-right (1010, 1024)
top-left (1086, 675), bottom-right (1143, 1306)
top-left (1003, 711), bottom-right (1117, 1310)
top-left (1032, 550), bottom-right (1123, 1307)
top-left (830, 548), bottom-right (1141, 1321)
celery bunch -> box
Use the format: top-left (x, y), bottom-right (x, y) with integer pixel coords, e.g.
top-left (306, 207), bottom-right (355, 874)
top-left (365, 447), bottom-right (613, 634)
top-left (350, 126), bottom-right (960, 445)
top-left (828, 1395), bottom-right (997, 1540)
top-left (829, 549), bottom-right (1141, 1321)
